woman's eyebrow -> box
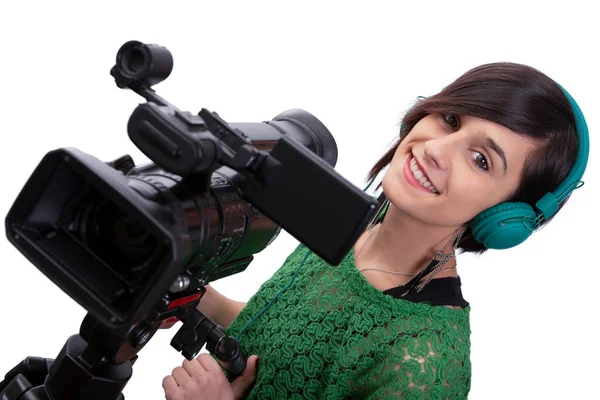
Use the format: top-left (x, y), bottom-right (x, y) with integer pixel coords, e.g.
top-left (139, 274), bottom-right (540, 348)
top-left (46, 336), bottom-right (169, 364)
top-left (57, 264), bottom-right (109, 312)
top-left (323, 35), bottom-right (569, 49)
top-left (485, 136), bottom-right (507, 174)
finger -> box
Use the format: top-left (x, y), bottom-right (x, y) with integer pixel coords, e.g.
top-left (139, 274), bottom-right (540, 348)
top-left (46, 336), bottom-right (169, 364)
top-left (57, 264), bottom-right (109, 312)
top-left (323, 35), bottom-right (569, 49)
top-left (196, 353), bottom-right (223, 373)
top-left (172, 366), bottom-right (192, 387)
top-left (231, 355), bottom-right (259, 399)
top-left (162, 375), bottom-right (179, 392)
top-left (240, 355), bottom-right (259, 379)
top-left (182, 357), bottom-right (205, 377)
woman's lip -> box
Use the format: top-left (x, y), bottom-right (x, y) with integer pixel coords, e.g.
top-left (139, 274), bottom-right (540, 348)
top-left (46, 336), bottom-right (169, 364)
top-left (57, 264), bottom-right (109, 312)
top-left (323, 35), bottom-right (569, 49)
top-left (411, 154), bottom-right (435, 188)
top-left (403, 155), bottom-right (438, 194)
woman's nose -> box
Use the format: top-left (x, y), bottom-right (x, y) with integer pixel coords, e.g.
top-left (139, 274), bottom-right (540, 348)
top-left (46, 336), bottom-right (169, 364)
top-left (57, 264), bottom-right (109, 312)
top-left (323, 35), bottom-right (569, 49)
top-left (423, 135), bottom-right (460, 171)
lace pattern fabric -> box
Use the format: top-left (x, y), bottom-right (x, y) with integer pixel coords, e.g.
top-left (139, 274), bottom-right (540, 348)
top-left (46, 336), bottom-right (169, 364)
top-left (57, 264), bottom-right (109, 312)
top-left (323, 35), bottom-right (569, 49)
top-left (227, 245), bottom-right (472, 399)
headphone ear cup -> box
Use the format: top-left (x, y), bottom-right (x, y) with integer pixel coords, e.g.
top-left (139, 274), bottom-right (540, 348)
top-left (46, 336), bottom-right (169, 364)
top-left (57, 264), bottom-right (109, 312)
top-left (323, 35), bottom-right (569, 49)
top-left (470, 202), bottom-right (538, 249)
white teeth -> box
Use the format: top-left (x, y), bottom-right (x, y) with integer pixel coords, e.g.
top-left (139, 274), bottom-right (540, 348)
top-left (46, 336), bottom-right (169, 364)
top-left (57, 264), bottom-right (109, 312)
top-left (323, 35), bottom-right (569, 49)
top-left (409, 157), bottom-right (438, 194)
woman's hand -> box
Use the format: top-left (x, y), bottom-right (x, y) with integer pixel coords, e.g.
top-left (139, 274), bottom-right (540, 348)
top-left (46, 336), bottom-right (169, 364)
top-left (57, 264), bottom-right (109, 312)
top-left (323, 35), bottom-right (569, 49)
top-left (162, 353), bottom-right (259, 400)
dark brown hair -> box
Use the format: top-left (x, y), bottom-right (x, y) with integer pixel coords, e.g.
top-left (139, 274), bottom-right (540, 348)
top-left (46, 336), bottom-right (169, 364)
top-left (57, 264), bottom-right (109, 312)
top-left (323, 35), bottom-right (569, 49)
top-left (367, 62), bottom-right (578, 254)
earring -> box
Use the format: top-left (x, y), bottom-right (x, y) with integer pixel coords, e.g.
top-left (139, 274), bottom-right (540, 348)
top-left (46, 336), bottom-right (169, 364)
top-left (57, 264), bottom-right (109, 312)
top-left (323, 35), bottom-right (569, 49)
top-left (415, 225), bottom-right (466, 292)
top-left (366, 197), bottom-right (390, 232)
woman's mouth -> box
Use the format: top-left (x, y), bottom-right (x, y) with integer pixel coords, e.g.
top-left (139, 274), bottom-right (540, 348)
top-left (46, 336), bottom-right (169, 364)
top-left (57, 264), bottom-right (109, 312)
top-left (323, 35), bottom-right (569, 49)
top-left (403, 155), bottom-right (439, 194)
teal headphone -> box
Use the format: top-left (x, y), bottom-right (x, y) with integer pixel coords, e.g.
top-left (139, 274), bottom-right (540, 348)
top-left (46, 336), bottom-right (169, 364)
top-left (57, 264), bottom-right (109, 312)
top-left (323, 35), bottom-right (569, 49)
top-left (470, 85), bottom-right (589, 249)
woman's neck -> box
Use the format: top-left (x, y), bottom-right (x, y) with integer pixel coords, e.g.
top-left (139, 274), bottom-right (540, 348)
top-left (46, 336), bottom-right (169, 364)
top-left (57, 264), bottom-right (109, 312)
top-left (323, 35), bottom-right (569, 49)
top-left (353, 203), bottom-right (464, 288)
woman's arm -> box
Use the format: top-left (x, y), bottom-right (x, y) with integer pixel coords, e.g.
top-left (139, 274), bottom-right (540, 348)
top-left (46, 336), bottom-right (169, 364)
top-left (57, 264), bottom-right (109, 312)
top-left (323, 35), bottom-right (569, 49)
top-left (196, 285), bottom-right (247, 329)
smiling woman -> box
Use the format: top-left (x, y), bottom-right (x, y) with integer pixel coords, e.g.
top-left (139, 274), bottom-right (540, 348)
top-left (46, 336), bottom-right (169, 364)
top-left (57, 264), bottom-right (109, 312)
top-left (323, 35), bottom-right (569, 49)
top-left (165, 62), bottom-right (589, 400)
top-left (369, 62), bottom-right (582, 253)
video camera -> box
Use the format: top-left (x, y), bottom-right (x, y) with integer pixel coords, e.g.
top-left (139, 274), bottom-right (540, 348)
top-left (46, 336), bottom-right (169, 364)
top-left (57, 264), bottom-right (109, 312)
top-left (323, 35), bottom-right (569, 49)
top-left (0, 40), bottom-right (378, 399)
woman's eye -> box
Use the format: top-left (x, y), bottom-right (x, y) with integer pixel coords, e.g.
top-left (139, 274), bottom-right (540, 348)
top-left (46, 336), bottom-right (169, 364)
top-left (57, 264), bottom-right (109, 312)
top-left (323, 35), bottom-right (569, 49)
top-left (471, 151), bottom-right (489, 171)
top-left (443, 114), bottom-right (460, 130)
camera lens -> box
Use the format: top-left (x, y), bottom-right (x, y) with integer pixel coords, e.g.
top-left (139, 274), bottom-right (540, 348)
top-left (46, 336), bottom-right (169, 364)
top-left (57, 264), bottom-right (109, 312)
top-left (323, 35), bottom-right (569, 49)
top-left (112, 215), bottom-right (153, 262)
top-left (76, 197), bottom-right (159, 278)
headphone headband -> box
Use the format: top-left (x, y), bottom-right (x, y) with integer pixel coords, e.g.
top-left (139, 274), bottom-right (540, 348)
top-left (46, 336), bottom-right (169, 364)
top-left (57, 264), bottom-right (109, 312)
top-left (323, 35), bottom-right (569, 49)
top-left (534, 85), bottom-right (589, 221)
top-left (470, 82), bottom-right (590, 249)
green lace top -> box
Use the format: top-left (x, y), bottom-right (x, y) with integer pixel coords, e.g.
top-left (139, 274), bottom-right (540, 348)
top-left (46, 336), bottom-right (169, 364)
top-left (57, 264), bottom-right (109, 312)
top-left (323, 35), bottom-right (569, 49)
top-left (227, 244), bottom-right (472, 399)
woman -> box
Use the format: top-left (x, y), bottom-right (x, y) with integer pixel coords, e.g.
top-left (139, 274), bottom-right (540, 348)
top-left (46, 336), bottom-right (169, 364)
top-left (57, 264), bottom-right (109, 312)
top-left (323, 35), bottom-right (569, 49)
top-left (162, 62), bottom-right (587, 399)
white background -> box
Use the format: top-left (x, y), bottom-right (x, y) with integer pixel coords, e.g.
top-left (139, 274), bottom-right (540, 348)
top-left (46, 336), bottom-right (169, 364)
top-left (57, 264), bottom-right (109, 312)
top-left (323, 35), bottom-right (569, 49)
top-left (0, 1), bottom-right (598, 399)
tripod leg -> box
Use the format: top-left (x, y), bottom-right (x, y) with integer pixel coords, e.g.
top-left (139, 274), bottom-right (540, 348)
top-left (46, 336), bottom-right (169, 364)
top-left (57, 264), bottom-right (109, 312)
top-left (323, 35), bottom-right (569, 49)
top-left (44, 334), bottom-right (132, 400)
top-left (0, 334), bottom-right (132, 400)
top-left (0, 356), bottom-right (54, 400)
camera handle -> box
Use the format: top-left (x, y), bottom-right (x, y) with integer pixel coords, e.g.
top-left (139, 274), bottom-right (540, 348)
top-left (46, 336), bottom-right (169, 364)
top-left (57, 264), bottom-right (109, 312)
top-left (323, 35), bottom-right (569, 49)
top-left (0, 309), bottom-right (245, 400)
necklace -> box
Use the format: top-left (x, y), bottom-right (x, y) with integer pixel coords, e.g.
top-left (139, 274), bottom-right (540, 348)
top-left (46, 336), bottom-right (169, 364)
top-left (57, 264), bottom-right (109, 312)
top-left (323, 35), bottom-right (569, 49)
top-left (355, 199), bottom-right (461, 278)
top-left (359, 266), bottom-right (456, 276)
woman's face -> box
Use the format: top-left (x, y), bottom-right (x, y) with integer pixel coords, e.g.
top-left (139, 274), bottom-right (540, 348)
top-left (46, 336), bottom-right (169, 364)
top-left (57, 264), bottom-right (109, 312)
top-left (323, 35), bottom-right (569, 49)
top-left (382, 113), bottom-right (540, 228)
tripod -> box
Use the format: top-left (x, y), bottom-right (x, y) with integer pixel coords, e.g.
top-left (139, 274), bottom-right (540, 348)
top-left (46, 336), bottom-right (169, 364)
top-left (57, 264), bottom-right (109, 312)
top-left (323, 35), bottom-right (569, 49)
top-left (0, 307), bottom-right (246, 400)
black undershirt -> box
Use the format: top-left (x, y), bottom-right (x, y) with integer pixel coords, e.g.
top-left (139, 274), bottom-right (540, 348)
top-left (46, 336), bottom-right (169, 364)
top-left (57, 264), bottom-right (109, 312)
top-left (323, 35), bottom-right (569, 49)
top-left (382, 277), bottom-right (469, 308)
top-left (370, 192), bottom-right (469, 308)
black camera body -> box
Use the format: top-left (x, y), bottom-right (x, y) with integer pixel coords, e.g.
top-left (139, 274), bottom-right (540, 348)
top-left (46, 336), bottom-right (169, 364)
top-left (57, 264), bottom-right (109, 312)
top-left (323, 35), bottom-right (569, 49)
top-left (0, 41), bottom-right (377, 400)
top-left (5, 41), bottom-right (377, 330)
